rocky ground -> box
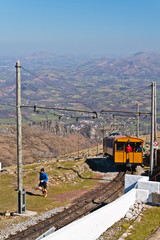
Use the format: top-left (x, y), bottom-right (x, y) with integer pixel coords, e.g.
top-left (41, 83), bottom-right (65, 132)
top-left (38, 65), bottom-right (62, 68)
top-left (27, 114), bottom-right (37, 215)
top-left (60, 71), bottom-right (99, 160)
top-left (0, 206), bottom-right (67, 240)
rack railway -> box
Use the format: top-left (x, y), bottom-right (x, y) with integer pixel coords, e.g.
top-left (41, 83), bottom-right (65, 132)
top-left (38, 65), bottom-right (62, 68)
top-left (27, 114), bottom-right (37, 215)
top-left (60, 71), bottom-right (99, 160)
top-left (7, 171), bottom-right (125, 240)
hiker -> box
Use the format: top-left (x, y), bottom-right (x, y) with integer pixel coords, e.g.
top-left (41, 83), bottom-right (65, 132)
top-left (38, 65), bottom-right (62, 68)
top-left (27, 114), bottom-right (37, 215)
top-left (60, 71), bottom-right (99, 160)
top-left (38, 168), bottom-right (48, 197)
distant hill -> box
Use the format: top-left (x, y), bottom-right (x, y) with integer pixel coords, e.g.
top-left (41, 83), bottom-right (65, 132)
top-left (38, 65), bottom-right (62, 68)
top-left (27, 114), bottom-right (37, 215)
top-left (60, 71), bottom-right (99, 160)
top-left (74, 52), bottom-right (160, 77)
top-left (0, 51), bottom-right (159, 124)
top-left (0, 123), bottom-right (98, 167)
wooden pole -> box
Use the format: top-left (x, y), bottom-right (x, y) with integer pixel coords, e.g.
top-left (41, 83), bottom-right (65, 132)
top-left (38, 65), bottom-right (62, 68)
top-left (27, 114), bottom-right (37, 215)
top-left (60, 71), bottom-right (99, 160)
top-left (149, 82), bottom-right (155, 178)
top-left (154, 82), bottom-right (157, 166)
top-left (136, 103), bottom-right (139, 137)
top-left (16, 60), bottom-right (25, 213)
top-left (78, 133), bottom-right (79, 159)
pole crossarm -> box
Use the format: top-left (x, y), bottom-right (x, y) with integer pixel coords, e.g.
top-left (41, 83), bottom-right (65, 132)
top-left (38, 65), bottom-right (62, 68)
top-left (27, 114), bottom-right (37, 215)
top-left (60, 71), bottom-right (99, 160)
top-left (21, 105), bottom-right (98, 118)
top-left (100, 110), bottom-right (151, 116)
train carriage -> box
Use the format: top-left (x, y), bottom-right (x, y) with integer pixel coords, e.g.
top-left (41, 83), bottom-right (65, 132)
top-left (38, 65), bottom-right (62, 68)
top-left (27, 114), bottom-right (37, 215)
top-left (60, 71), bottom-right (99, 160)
top-left (103, 135), bottom-right (144, 167)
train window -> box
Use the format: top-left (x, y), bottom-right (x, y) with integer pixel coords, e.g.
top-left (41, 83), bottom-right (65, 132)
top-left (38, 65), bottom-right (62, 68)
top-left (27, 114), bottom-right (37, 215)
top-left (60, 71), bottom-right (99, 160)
top-left (116, 142), bottom-right (124, 151)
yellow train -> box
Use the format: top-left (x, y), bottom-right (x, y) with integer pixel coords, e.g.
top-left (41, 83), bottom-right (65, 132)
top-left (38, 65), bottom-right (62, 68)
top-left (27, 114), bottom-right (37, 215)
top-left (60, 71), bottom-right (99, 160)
top-left (103, 135), bottom-right (144, 167)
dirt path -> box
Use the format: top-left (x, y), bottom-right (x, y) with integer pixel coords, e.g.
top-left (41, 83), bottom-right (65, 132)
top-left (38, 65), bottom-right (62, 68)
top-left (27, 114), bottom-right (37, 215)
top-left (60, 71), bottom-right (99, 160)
top-left (148, 225), bottom-right (160, 240)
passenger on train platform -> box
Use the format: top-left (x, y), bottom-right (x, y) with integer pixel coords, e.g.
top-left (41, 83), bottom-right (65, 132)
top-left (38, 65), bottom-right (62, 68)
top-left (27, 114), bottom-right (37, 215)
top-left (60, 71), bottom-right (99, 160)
top-left (132, 143), bottom-right (137, 152)
top-left (125, 141), bottom-right (132, 152)
top-left (136, 143), bottom-right (145, 152)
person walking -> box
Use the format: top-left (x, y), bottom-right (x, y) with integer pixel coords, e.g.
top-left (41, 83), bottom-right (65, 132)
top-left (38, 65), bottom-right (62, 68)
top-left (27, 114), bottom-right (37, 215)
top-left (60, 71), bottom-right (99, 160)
top-left (38, 168), bottom-right (48, 197)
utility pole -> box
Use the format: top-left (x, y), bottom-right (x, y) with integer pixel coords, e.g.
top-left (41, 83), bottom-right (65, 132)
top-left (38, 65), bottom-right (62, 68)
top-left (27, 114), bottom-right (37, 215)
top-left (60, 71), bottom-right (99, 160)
top-left (154, 82), bottom-right (158, 166)
top-left (78, 133), bottom-right (80, 159)
top-left (136, 103), bottom-right (139, 137)
top-left (88, 142), bottom-right (90, 157)
top-left (97, 140), bottom-right (99, 155)
top-left (103, 123), bottom-right (105, 140)
top-left (16, 60), bottom-right (25, 213)
top-left (149, 82), bottom-right (155, 178)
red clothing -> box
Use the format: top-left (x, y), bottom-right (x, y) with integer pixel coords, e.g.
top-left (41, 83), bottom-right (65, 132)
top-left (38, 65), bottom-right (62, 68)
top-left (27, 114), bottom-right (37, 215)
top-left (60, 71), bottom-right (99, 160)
top-left (125, 146), bottom-right (132, 152)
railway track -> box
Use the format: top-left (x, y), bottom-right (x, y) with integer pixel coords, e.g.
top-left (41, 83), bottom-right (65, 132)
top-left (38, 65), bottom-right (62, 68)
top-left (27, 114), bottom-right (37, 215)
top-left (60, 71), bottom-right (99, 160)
top-left (7, 171), bottom-right (125, 240)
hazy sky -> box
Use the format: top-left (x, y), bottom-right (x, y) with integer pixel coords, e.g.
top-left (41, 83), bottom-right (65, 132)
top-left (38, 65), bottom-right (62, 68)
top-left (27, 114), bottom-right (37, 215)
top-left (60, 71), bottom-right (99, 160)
top-left (0, 0), bottom-right (160, 57)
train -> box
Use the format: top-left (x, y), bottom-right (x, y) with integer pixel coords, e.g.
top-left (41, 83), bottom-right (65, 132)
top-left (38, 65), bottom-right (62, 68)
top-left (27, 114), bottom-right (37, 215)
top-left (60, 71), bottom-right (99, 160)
top-left (103, 135), bottom-right (144, 168)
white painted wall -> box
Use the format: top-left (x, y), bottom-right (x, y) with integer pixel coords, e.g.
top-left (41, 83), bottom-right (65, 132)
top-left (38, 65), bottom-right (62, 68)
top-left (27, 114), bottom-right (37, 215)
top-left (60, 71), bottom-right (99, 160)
top-left (137, 180), bottom-right (160, 202)
top-left (39, 174), bottom-right (160, 240)
top-left (125, 174), bottom-right (160, 202)
top-left (43, 189), bottom-right (136, 240)
top-left (0, 162), bottom-right (1, 171)
top-left (136, 189), bottom-right (149, 203)
top-left (124, 174), bottom-right (149, 193)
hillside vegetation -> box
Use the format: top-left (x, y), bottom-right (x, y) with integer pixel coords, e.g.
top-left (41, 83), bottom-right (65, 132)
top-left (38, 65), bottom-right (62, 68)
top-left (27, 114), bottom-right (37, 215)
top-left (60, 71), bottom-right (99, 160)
top-left (0, 124), bottom-right (99, 167)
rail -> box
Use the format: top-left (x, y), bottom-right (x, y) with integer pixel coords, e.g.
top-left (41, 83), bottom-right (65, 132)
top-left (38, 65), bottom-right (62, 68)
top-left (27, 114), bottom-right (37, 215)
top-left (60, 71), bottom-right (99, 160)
top-left (7, 172), bottom-right (125, 240)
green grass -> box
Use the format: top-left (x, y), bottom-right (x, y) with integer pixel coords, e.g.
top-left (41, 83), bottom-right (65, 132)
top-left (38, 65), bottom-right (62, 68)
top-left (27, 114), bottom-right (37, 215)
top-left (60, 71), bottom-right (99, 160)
top-left (100, 219), bottom-right (132, 240)
top-left (0, 158), bottom-right (99, 214)
top-left (0, 173), bottom-right (17, 212)
top-left (99, 207), bottom-right (160, 240)
top-left (126, 207), bottom-right (160, 240)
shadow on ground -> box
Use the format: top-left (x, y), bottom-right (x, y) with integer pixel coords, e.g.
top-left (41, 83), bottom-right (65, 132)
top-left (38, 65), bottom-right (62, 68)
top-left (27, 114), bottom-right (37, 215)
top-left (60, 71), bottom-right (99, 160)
top-left (85, 156), bottom-right (121, 173)
top-left (26, 191), bottom-right (42, 197)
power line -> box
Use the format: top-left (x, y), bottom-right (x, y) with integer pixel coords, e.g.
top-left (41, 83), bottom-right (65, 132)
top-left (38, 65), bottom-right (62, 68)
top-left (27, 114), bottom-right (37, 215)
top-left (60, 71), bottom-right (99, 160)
top-left (21, 104), bottom-right (98, 118)
top-left (100, 110), bottom-right (151, 116)
top-left (119, 85), bottom-right (151, 104)
top-left (21, 66), bottom-right (44, 83)
top-left (21, 66), bottom-right (60, 92)
top-left (32, 107), bottom-right (97, 121)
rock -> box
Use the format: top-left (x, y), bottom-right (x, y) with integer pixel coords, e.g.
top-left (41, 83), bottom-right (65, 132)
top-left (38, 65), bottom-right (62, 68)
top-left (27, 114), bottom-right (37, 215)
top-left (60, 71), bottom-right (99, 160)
top-left (138, 205), bottom-right (143, 210)
top-left (128, 225), bottom-right (133, 229)
top-left (134, 204), bottom-right (139, 209)
top-left (135, 166), bottom-right (145, 175)
top-left (125, 212), bottom-right (133, 219)
top-left (34, 166), bottom-right (43, 171)
top-left (129, 205), bottom-right (134, 210)
top-left (5, 211), bottom-right (10, 217)
top-left (122, 233), bottom-right (128, 238)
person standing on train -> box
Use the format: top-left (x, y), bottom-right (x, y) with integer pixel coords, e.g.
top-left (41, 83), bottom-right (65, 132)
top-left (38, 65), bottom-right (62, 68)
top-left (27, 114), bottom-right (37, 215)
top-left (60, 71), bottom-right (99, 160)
top-left (136, 143), bottom-right (145, 152)
top-left (125, 141), bottom-right (132, 152)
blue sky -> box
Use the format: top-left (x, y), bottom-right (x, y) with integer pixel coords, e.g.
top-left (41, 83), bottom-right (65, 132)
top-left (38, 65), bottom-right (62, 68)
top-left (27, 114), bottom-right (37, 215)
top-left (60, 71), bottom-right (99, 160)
top-left (0, 0), bottom-right (160, 57)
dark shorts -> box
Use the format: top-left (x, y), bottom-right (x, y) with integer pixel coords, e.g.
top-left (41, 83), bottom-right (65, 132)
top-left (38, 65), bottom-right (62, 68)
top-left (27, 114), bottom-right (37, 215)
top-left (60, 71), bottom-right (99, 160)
top-left (39, 181), bottom-right (47, 189)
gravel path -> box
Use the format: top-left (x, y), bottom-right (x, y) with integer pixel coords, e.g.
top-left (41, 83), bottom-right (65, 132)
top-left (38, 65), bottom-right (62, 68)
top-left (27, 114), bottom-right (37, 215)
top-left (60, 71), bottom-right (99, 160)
top-left (0, 206), bottom-right (68, 239)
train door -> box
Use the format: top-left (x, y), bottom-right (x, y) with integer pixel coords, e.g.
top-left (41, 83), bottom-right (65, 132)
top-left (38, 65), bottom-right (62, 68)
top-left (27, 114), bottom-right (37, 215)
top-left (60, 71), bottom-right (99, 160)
top-left (126, 142), bottom-right (143, 164)
top-left (125, 142), bottom-right (134, 164)
top-left (132, 142), bottom-right (143, 164)
top-left (114, 142), bottom-right (125, 163)
top-left (126, 151), bottom-right (134, 163)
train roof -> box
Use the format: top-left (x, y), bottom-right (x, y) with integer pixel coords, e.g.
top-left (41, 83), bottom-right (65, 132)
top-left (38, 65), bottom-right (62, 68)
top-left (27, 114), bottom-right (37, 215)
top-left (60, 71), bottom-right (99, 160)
top-left (105, 135), bottom-right (144, 143)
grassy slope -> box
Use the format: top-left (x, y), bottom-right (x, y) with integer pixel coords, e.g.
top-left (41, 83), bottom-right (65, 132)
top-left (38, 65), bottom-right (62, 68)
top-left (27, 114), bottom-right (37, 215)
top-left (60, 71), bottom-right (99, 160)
top-left (0, 145), bottom-right (102, 215)
top-left (125, 207), bottom-right (160, 240)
